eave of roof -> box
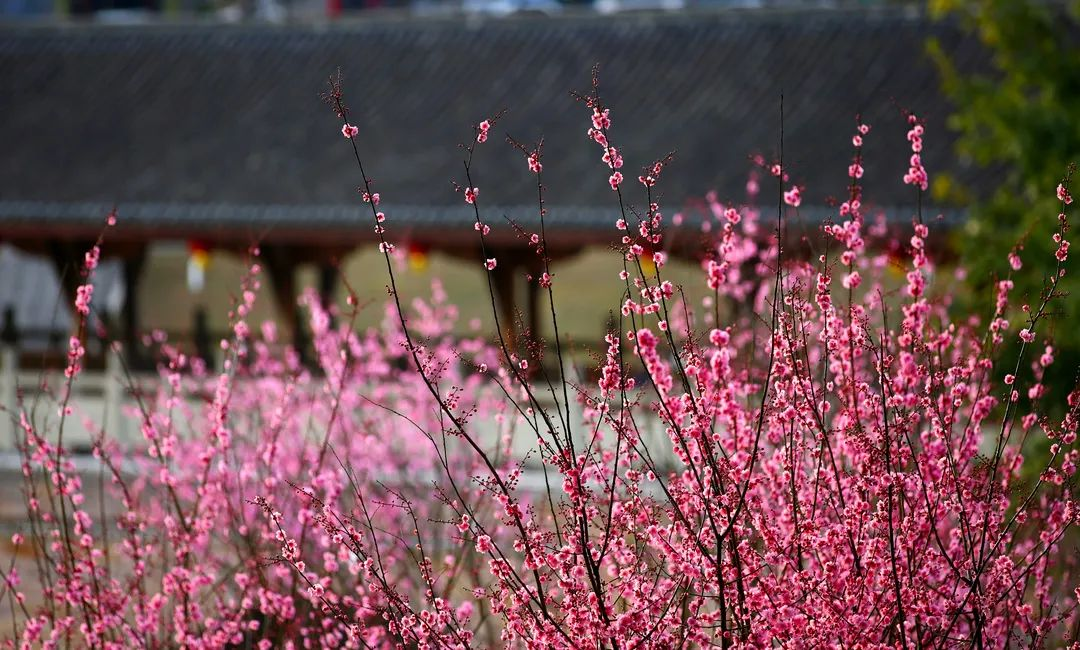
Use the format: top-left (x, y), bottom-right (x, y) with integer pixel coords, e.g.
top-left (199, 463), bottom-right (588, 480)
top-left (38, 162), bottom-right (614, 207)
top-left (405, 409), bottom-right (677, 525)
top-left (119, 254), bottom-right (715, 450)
top-left (0, 199), bottom-right (965, 249)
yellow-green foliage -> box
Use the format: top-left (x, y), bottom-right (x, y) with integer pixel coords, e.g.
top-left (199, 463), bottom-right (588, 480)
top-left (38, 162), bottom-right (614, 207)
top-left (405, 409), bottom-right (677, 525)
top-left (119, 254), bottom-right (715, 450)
top-left (929, 0), bottom-right (1080, 409)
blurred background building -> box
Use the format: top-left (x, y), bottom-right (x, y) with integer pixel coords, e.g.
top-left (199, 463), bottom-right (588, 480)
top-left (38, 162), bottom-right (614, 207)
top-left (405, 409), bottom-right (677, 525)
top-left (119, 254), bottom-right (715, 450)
top-left (0, 3), bottom-right (985, 362)
top-left (1, 0), bottom-right (1051, 381)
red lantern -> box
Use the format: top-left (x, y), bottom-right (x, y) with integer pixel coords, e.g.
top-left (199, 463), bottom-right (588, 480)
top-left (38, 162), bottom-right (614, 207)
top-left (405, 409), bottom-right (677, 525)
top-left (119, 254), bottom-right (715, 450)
top-left (187, 240), bottom-right (211, 293)
top-left (407, 241), bottom-right (430, 273)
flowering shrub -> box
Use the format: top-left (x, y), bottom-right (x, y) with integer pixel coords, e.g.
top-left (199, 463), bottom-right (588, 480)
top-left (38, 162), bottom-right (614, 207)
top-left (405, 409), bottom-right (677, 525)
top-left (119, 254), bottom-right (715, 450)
top-left (4, 69), bottom-right (1079, 648)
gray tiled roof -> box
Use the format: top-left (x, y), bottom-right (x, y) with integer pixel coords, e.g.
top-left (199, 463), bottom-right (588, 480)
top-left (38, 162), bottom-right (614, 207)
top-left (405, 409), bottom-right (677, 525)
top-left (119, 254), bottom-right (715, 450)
top-left (0, 7), bottom-right (984, 232)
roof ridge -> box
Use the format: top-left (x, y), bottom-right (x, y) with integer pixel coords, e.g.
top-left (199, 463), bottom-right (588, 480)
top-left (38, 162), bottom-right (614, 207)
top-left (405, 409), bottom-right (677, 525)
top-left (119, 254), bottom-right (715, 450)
top-left (0, 4), bottom-right (936, 41)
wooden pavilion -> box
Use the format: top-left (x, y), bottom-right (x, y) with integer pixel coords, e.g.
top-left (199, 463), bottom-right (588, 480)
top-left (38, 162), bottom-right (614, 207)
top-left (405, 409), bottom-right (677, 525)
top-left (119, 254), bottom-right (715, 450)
top-left (0, 7), bottom-right (984, 361)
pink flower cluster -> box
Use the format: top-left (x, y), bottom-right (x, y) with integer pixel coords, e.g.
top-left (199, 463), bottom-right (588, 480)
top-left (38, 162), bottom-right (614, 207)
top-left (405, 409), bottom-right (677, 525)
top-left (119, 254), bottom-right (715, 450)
top-left (903, 115), bottom-right (929, 190)
top-left (782, 184), bottom-right (801, 207)
top-left (585, 106), bottom-right (625, 191)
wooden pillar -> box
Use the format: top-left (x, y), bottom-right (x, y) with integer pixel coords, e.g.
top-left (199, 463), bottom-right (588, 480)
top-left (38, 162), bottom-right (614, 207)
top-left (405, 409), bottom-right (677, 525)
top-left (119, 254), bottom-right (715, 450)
top-left (318, 262), bottom-right (338, 327)
top-left (121, 247), bottom-right (146, 367)
top-left (193, 307), bottom-right (215, 371)
top-left (525, 278), bottom-right (540, 346)
top-left (262, 245), bottom-right (304, 359)
top-left (524, 255), bottom-right (545, 345)
top-left (489, 254), bottom-right (518, 352)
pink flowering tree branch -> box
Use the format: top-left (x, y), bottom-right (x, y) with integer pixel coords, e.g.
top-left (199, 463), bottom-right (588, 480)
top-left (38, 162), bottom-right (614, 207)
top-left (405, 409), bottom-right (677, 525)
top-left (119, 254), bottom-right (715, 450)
top-left (3, 68), bottom-right (1078, 649)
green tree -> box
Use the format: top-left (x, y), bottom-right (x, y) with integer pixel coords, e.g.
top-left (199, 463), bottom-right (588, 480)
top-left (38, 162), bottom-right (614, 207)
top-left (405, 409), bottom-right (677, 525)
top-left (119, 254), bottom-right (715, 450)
top-left (928, 0), bottom-right (1080, 407)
